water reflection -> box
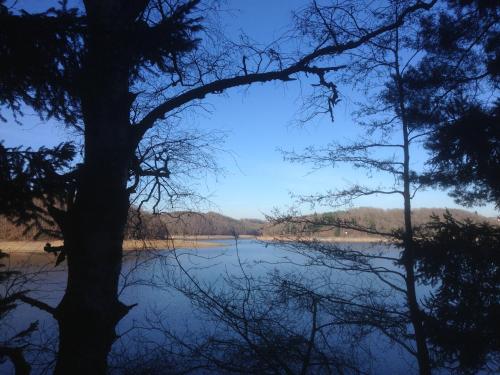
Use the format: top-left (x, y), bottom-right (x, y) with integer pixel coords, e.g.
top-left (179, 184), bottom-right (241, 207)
top-left (112, 240), bottom-right (418, 374)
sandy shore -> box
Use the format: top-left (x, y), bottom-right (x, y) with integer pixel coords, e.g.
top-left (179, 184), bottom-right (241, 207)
top-left (0, 239), bottom-right (224, 254)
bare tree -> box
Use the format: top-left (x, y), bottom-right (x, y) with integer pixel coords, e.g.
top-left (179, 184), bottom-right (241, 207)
top-left (275, 1), bottom-right (440, 374)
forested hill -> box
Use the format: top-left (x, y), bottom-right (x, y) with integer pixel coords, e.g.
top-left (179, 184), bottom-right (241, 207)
top-left (0, 208), bottom-right (496, 240)
top-left (0, 211), bottom-right (266, 240)
top-left (126, 211), bottom-right (265, 239)
top-left (262, 207), bottom-right (498, 238)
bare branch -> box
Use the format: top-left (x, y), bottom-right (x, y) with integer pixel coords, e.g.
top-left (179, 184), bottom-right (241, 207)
top-left (133, 0), bottom-right (437, 140)
top-left (16, 293), bottom-right (57, 317)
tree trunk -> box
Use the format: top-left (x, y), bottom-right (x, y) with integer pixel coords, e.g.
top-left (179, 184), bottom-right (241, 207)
top-left (401, 105), bottom-right (432, 375)
top-left (53, 4), bottom-right (136, 371)
top-left (54, 170), bottom-right (130, 375)
top-left (54, 128), bottom-right (133, 374)
top-left (54, 118), bottom-right (133, 373)
top-left (394, 29), bottom-right (432, 373)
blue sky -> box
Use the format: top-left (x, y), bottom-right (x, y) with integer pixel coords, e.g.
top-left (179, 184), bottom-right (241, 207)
top-left (1, 0), bottom-right (497, 219)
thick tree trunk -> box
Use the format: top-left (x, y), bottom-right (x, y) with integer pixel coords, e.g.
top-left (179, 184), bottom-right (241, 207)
top-left (53, 4), bottom-right (136, 371)
top-left (54, 170), bottom-right (130, 375)
top-left (54, 124), bottom-right (133, 373)
top-left (54, 118), bottom-right (133, 373)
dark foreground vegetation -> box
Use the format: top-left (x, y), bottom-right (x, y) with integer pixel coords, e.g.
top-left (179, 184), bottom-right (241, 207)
top-left (0, 0), bottom-right (498, 374)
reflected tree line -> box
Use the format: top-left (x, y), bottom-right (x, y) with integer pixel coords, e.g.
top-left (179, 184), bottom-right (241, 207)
top-left (0, 0), bottom-right (498, 374)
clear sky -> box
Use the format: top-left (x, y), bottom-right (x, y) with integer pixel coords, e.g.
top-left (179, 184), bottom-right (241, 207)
top-left (1, 0), bottom-right (497, 219)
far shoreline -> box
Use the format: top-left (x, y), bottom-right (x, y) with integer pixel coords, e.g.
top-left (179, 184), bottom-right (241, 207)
top-left (257, 235), bottom-right (386, 243)
top-left (0, 235), bottom-right (386, 254)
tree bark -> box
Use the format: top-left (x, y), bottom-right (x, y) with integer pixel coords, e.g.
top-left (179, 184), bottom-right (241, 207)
top-left (54, 126), bottom-right (133, 374)
top-left (54, 174), bottom-right (130, 375)
top-left (53, 4), bottom-right (135, 372)
top-left (54, 127), bottom-right (133, 374)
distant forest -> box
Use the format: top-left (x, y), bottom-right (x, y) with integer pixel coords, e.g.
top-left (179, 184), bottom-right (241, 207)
top-left (263, 208), bottom-right (499, 239)
top-left (1, 207), bottom-right (496, 240)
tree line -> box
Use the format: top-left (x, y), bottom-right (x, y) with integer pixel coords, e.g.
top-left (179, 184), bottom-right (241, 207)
top-left (263, 207), bottom-right (498, 238)
top-left (1, 207), bottom-right (494, 240)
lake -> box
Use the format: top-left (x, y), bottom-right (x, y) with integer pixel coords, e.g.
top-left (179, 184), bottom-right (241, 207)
top-left (3, 239), bottom-right (429, 374)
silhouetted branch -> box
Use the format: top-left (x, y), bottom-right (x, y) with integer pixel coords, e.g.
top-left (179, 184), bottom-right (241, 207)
top-left (0, 345), bottom-right (31, 375)
top-left (16, 294), bottom-right (57, 317)
top-left (134, 0), bottom-right (437, 139)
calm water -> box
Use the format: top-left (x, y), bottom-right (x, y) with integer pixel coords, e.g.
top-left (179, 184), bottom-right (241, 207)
top-left (3, 239), bottom-right (426, 374)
